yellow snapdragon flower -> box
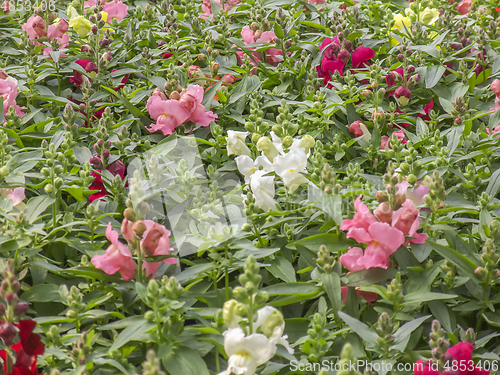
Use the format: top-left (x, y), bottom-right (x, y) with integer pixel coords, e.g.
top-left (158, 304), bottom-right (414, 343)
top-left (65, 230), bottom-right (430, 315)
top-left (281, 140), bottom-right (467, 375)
top-left (391, 8), bottom-right (439, 46)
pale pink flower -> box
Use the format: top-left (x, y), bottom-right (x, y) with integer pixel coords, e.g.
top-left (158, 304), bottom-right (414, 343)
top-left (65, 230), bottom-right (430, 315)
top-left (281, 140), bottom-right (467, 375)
top-left (456, 0), bottom-right (471, 14)
top-left (373, 202), bottom-right (392, 223)
top-left (340, 195), bottom-right (377, 239)
top-left (22, 15), bottom-right (46, 39)
top-left (146, 96), bottom-right (191, 136)
top-left (392, 199), bottom-right (427, 244)
top-left (7, 187), bottom-right (25, 206)
top-left (91, 223), bottom-right (137, 280)
top-left (491, 79), bottom-right (500, 98)
top-left (103, 0), bottom-right (128, 21)
top-left (396, 181), bottom-right (429, 206)
top-left (380, 135), bottom-right (390, 150)
top-left (49, 18), bottom-right (69, 38)
top-left (0, 76), bottom-right (26, 118)
top-left (141, 220), bottom-right (177, 278)
top-left (178, 85), bottom-right (218, 127)
top-left (491, 97), bottom-right (500, 113)
top-left (151, 88), bottom-right (167, 100)
top-left (121, 218), bottom-right (135, 242)
top-left (236, 26), bottom-right (283, 66)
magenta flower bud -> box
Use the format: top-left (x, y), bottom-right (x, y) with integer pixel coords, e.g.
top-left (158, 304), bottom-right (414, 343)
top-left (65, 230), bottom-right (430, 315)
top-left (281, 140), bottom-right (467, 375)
top-left (450, 43), bottom-right (462, 50)
top-left (91, 25), bottom-right (98, 34)
top-left (337, 48), bottom-right (350, 63)
top-left (81, 45), bottom-right (89, 53)
top-left (14, 302), bottom-right (29, 316)
top-left (394, 86), bottom-right (411, 99)
top-left (344, 40), bottom-right (353, 51)
top-left (102, 149), bottom-right (110, 157)
top-left (5, 292), bottom-right (17, 304)
top-left (158, 41), bottom-right (166, 47)
top-left (0, 322), bottom-right (17, 345)
top-left (407, 65), bottom-right (415, 73)
top-left (397, 54), bottom-right (404, 61)
top-left (0, 303), bottom-right (5, 316)
top-left (89, 156), bottom-right (102, 167)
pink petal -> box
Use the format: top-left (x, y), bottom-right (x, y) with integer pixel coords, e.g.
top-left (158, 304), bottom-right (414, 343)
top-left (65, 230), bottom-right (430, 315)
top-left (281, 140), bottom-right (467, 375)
top-left (368, 222), bottom-right (405, 256)
top-left (241, 26), bottom-right (255, 45)
top-left (340, 247), bottom-right (365, 272)
top-left (189, 105), bottom-right (218, 127)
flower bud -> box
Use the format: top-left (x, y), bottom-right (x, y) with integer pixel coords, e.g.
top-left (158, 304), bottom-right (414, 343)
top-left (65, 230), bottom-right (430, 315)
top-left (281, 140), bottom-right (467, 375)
top-left (374, 203), bottom-right (392, 223)
top-left (491, 79), bottom-right (500, 98)
top-left (256, 137), bottom-right (280, 162)
top-left (0, 322), bottom-right (16, 345)
top-left (14, 301), bottom-right (29, 316)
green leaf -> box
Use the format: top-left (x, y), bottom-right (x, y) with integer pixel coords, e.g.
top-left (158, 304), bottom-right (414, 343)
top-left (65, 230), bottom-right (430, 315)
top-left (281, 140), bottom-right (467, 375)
top-left (21, 284), bottom-right (60, 302)
top-left (343, 268), bottom-right (398, 287)
top-left (162, 346), bottom-right (210, 375)
top-left (109, 319), bottom-right (156, 352)
top-left (266, 256), bottom-right (296, 283)
top-left (416, 117), bottom-right (429, 138)
top-left (425, 65), bottom-right (446, 88)
top-left (403, 292), bottom-right (457, 305)
top-left (321, 272), bottom-right (341, 316)
top-left (391, 315), bottom-right (430, 351)
top-left (262, 282), bottom-right (321, 296)
top-left (486, 168), bottom-right (500, 198)
top-left (338, 311), bottom-right (378, 345)
top-left (274, 23), bottom-right (284, 38)
top-left (428, 240), bottom-right (479, 281)
top-left (428, 300), bottom-right (456, 333)
top-left (24, 195), bottom-right (56, 223)
top-left (439, 97), bottom-right (454, 114)
top-left (291, 234), bottom-right (353, 253)
top-left (446, 125), bottom-right (464, 156)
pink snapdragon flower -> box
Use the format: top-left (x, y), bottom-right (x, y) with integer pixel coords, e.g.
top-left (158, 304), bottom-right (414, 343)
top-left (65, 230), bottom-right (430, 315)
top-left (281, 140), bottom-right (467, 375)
top-left (146, 84), bottom-right (217, 136)
top-left (392, 200), bottom-right (428, 244)
top-left (456, 0), bottom-right (471, 15)
top-left (381, 130), bottom-right (407, 150)
top-left (0, 73), bottom-right (26, 119)
top-left (235, 26), bottom-right (283, 66)
top-left (91, 222), bottom-right (137, 280)
top-left (141, 220), bottom-right (178, 277)
top-left (200, 0), bottom-right (241, 19)
top-left (22, 16), bottom-right (70, 55)
top-left (396, 181), bottom-right (429, 206)
top-left (84, 0), bottom-right (128, 21)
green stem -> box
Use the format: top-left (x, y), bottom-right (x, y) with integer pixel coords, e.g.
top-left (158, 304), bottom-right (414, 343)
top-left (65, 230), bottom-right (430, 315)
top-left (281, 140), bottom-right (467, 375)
top-left (215, 348), bottom-right (221, 373)
top-left (224, 247), bottom-right (229, 301)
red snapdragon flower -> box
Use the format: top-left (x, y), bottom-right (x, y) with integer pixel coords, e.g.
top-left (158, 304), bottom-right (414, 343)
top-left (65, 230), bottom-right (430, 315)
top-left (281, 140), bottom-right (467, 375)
top-left (0, 320), bottom-right (45, 375)
top-left (317, 36), bottom-right (375, 85)
top-left (414, 342), bottom-right (489, 375)
top-left (89, 159), bottom-right (126, 202)
top-left (70, 59), bottom-right (129, 90)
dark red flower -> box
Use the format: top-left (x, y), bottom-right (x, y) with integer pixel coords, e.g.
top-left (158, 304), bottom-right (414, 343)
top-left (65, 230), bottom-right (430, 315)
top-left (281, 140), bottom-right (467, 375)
top-left (161, 51), bottom-right (173, 59)
top-left (385, 68), bottom-right (406, 96)
top-left (0, 319), bottom-right (45, 375)
top-left (340, 286), bottom-right (379, 305)
top-left (394, 86), bottom-right (411, 99)
top-left (70, 59), bottom-right (129, 91)
top-left (70, 59), bottom-right (98, 89)
top-left (418, 98), bottom-right (434, 122)
top-left (317, 37), bottom-right (374, 85)
top-left (89, 160), bottom-right (126, 203)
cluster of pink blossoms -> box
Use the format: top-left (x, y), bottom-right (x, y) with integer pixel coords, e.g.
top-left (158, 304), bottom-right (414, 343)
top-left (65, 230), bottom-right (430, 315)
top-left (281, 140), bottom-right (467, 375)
top-left (236, 26), bottom-right (283, 67)
top-left (0, 70), bottom-right (26, 119)
top-left (84, 0), bottom-right (128, 22)
top-left (21, 16), bottom-right (69, 56)
top-left (91, 220), bottom-right (177, 281)
top-left (200, 0), bottom-right (241, 20)
top-left (146, 85), bottom-right (217, 136)
top-left (340, 182), bottom-right (428, 272)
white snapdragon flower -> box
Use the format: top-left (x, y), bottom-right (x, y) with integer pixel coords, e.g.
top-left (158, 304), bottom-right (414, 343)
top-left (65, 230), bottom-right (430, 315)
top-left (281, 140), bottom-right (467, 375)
top-left (219, 306), bottom-right (294, 375)
top-left (227, 131), bottom-right (252, 157)
top-left (272, 148), bottom-right (308, 193)
top-left (235, 155), bottom-right (273, 185)
top-left (249, 170), bottom-right (277, 212)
